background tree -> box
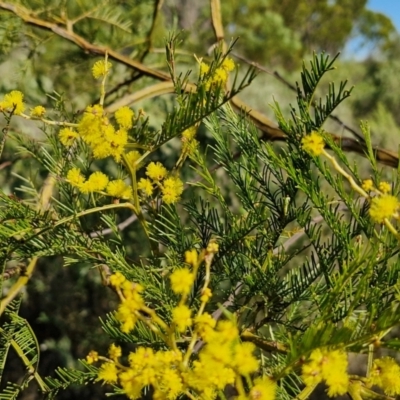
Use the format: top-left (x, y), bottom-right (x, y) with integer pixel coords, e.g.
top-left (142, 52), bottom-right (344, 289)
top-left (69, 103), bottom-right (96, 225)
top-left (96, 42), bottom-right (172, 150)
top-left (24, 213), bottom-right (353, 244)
top-left (163, 0), bottom-right (396, 67)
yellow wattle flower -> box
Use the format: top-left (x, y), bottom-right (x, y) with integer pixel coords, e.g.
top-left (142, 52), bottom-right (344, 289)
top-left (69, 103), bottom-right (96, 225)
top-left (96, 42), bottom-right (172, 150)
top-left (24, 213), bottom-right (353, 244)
top-left (301, 131), bottom-right (325, 156)
top-left (0, 90), bottom-right (25, 115)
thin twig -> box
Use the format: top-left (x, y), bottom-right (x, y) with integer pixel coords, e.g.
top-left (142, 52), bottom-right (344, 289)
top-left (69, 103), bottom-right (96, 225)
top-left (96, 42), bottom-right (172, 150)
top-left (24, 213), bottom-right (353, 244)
top-left (232, 52), bottom-right (366, 143)
top-left (140, 0), bottom-right (164, 61)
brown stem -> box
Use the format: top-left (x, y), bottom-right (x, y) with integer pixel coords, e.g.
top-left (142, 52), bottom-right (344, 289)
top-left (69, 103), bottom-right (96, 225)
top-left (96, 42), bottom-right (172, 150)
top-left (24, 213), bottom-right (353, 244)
top-left (240, 330), bottom-right (287, 354)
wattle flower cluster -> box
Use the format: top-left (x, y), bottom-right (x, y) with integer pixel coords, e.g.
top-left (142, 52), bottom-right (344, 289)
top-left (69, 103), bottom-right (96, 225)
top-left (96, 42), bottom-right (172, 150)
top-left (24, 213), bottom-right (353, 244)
top-left (58, 59), bottom-right (135, 163)
top-left (183, 319), bottom-right (265, 398)
top-left (301, 348), bottom-right (349, 397)
top-left (302, 131), bottom-right (400, 228)
top-left (199, 56), bottom-right (236, 90)
top-left (367, 356), bottom-right (400, 396)
top-left (58, 104), bottom-right (133, 162)
top-left (137, 161), bottom-right (184, 205)
top-left (76, 104), bottom-right (130, 162)
top-left (362, 179), bottom-right (399, 223)
top-left (67, 168), bottom-right (133, 199)
top-left (88, 246), bottom-right (277, 400)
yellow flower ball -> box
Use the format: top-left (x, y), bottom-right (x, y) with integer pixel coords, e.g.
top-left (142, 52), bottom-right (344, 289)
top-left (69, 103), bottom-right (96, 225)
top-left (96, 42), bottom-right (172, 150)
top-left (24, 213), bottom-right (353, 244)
top-left (30, 105), bottom-right (46, 118)
top-left (170, 268), bottom-right (195, 295)
top-left (361, 179), bottom-right (374, 192)
top-left (92, 60), bottom-right (112, 79)
top-left (59, 128), bottom-right (79, 147)
top-left (0, 90), bottom-right (25, 115)
top-left (67, 167), bottom-right (85, 188)
top-left (107, 179), bottom-right (132, 199)
top-left (172, 304), bottom-right (192, 332)
top-left (378, 181), bottom-right (391, 194)
top-left (161, 176), bottom-right (184, 204)
top-left (138, 178), bottom-right (153, 196)
top-left (369, 194), bottom-right (399, 223)
top-left (146, 162), bottom-right (167, 181)
top-left (301, 131), bottom-right (325, 156)
top-left (115, 106), bottom-right (134, 129)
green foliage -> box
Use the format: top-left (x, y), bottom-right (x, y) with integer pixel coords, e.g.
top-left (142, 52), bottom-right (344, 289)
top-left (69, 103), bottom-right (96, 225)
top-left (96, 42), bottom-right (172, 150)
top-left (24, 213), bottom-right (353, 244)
top-left (43, 363), bottom-right (97, 400)
top-left (1, 1), bottom-right (400, 400)
top-left (0, 300), bottom-right (43, 400)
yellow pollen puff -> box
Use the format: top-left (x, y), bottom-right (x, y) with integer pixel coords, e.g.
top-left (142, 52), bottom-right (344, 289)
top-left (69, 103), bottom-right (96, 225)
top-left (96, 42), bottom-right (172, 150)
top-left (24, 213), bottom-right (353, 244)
top-left (137, 178), bottom-right (153, 196)
top-left (128, 346), bottom-right (155, 369)
top-left (369, 194), bottom-right (399, 223)
top-left (322, 350), bottom-right (349, 397)
top-left (302, 348), bottom-right (349, 397)
top-left (107, 179), bottom-right (133, 199)
top-left (221, 57), bottom-right (235, 72)
top-left (116, 296), bottom-right (144, 320)
top-left (125, 150), bottom-right (142, 168)
top-left (0, 90), bottom-right (25, 115)
top-left (146, 162), bottom-right (167, 181)
top-left (92, 60), bottom-right (112, 79)
top-left (86, 350), bottom-right (99, 364)
top-left (68, 171), bottom-right (109, 194)
top-left (301, 361), bottom-right (322, 387)
top-left (30, 105), bottom-right (46, 118)
top-left (172, 304), bottom-right (192, 332)
top-left (199, 61), bottom-right (210, 76)
top-left (117, 313), bottom-right (138, 333)
top-left (78, 104), bottom-right (124, 160)
top-left (161, 176), bottom-right (184, 204)
top-left (326, 373), bottom-right (349, 397)
top-left (301, 131), bottom-right (325, 156)
top-left (233, 342), bottom-right (259, 375)
top-left (212, 67), bottom-right (229, 85)
top-left (59, 128), bottom-right (79, 147)
top-left (110, 272), bottom-right (126, 288)
top-left (113, 353), bottom-right (185, 400)
top-left (124, 281), bottom-right (144, 295)
top-left (185, 249), bottom-right (198, 266)
top-left (97, 362), bottom-right (118, 384)
top-left (216, 320), bottom-right (239, 341)
top-left (207, 242), bottom-right (219, 254)
top-left (249, 377), bottom-right (277, 400)
top-left (361, 179), bottom-right (374, 192)
top-left (199, 341), bottom-right (233, 370)
top-left (95, 127), bottom-right (128, 162)
top-left (87, 104), bottom-right (104, 117)
top-left (170, 268), bottom-right (195, 295)
top-left (156, 368), bottom-right (183, 398)
top-left (67, 167), bottom-right (85, 187)
top-left (194, 313), bottom-right (216, 339)
top-left (78, 181), bottom-right (92, 194)
top-left (109, 343), bottom-right (122, 361)
top-left (83, 171), bottom-right (109, 193)
top-left (368, 356), bottom-right (400, 396)
top-left (200, 287), bottom-right (212, 303)
top-left (198, 57), bottom-right (234, 90)
top-left (115, 106), bottom-right (134, 129)
top-left (378, 181), bottom-right (391, 194)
